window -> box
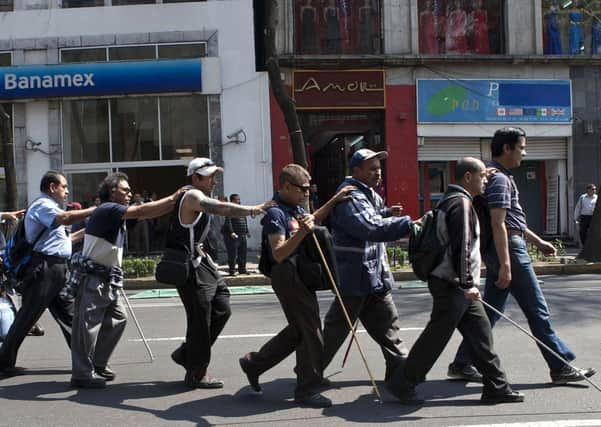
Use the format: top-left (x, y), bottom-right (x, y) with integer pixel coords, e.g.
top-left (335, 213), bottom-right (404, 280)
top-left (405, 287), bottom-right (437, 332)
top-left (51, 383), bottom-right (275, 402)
top-left (158, 43), bottom-right (207, 59)
top-left (109, 46), bottom-right (155, 61)
top-left (160, 95), bottom-right (209, 160)
top-left (418, 0), bottom-right (504, 54)
top-left (0, 52), bottom-right (10, 66)
top-left (63, 100), bottom-right (110, 164)
top-left (61, 0), bottom-right (105, 7)
top-left (61, 48), bottom-right (106, 63)
top-left (0, 0), bottom-right (13, 12)
top-left (294, 0), bottom-right (382, 54)
top-left (111, 0), bottom-right (155, 5)
top-left (543, 0), bottom-right (601, 55)
top-left (111, 98), bottom-right (159, 162)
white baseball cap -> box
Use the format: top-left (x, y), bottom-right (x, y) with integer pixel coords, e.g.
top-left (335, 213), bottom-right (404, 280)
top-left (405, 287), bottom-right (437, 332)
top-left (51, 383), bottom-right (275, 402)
top-left (186, 157), bottom-right (224, 177)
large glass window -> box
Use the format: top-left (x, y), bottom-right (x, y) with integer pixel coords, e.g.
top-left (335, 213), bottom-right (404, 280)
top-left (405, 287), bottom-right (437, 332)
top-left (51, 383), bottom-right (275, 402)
top-left (61, 48), bottom-right (106, 63)
top-left (543, 0), bottom-right (601, 55)
top-left (112, 0), bottom-right (155, 5)
top-left (109, 46), bottom-right (155, 61)
top-left (418, 0), bottom-right (504, 54)
top-left (111, 98), bottom-right (159, 162)
top-left (0, 52), bottom-right (10, 66)
top-left (294, 0), bottom-right (382, 54)
top-left (160, 95), bottom-right (209, 160)
top-left (67, 171), bottom-right (109, 207)
top-left (0, 0), bottom-right (13, 12)
top-left (158, 43), bottom-right (207, 59)
top-left (63, 100), bottom-right (110, 164)
top-left (62, 0), bottom-right (105, 7)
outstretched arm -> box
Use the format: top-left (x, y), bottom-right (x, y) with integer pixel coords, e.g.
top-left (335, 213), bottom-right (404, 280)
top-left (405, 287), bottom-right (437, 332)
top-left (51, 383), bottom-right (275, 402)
top-left (313, 185), bottom-right (355, 224)
top-left (123, 186), bottom-right (187, 220)
top-left (183, 189), bottom-right (275, 218)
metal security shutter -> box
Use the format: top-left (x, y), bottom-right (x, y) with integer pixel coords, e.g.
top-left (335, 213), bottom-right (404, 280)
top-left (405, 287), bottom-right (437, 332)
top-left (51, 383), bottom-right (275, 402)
top-left (418, 138), bottom-right (481, 161)
top-left (523, 138), bottom-right (567, 160)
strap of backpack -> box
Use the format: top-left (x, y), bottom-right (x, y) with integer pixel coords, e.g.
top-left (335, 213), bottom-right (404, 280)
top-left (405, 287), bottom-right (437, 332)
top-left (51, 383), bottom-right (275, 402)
top-left (24, 198), bottom-right (48, 249)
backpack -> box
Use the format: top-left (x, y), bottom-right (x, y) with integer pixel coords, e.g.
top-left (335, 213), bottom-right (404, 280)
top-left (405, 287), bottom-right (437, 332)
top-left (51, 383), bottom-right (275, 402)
top-left (408, 192), bottom-right (466, 281)
top-left (2, 212), bottom-right (46, 284)
top-left (473, 194), bottom-right (492, 258)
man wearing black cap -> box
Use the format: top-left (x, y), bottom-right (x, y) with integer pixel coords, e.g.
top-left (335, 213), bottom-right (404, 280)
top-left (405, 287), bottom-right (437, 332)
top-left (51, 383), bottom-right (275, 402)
top-left (168, 157), bottom-right (273, 389)
top-left (322, 149), bottom-right (413, 389)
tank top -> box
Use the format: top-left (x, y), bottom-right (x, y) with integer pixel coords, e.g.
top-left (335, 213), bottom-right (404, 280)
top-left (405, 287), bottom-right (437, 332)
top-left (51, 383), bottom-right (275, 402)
top-left (165, 190), bottom-right (210, 255)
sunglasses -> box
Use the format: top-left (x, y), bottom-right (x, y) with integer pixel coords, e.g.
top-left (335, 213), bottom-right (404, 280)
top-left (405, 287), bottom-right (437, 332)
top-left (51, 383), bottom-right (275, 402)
top-left (290, 182), bottom-right (311, 193)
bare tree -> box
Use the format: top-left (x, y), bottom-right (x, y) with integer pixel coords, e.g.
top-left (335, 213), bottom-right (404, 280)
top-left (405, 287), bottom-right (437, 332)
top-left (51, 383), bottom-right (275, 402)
top-left (0, 104), bottom-right (18, 210)
top-left (264, 0), bottom-right (307, 168)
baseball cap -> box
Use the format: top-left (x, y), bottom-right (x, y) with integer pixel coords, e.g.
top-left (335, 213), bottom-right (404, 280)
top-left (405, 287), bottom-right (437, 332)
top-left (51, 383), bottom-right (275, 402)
top-left (186, 157), bottom-right (224, 177)
top-left (349, 149), bottom-right (388, 169)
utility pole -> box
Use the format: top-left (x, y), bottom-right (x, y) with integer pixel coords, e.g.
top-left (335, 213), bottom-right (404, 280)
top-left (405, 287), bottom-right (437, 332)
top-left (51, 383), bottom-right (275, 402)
top-left (0, 104), bottom-right (18, 210)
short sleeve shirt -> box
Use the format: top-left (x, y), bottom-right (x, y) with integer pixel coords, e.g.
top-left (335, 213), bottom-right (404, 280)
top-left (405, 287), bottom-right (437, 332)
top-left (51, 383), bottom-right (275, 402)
top-left (25, 194), bottom-right (71, 258)
top-left (485, 160), bottom-right (528, 232)
top-left (261, 194), bottom-right (305, 262)
top-left (82, 202), bottom-right (128, 268)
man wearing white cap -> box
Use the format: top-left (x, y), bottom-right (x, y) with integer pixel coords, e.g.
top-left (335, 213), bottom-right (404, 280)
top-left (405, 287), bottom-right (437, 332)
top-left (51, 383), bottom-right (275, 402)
top-left (168, 157), bottom-right (273, 388)
top-left (322, 148), bottom-right (414, 389)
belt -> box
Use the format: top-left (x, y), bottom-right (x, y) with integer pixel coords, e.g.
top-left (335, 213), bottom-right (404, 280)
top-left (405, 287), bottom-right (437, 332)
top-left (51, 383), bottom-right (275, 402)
top-left (507, 229), bottom-right (525, 238)
top-left (33, 252), bottom-right (69, 263)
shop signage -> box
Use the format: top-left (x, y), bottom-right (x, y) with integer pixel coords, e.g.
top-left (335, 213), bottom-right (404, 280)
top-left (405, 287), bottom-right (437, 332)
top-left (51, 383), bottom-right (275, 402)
top-left (0, 58), bottom-right (202, 100)
top-left (293, 70), bottom-right (385, 109)
top-left (417, 79), bottom-right (571, 123)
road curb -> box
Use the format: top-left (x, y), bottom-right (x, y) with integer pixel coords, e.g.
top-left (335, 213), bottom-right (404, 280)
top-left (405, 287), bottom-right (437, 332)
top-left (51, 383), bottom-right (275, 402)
top-left (124, 262), bottom-right (601, 290)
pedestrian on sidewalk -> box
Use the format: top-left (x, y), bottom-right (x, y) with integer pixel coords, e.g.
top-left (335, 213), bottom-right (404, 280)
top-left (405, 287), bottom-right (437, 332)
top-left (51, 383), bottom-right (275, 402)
top-left (222, 194), bottom-right (250, 275)
top-left (574, 183), bottom-right (597, 246)
top-left (447, 127), bottom-right (596, 386)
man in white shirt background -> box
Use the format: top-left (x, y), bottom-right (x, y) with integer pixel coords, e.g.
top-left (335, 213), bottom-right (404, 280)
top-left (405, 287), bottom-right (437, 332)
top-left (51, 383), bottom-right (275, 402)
top-left (574, 184), bottom-right (598, 246)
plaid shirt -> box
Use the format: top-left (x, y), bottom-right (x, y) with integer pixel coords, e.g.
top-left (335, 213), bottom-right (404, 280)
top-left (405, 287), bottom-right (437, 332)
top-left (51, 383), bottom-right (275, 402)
top-left (62, 253), bottom-right (124, 300)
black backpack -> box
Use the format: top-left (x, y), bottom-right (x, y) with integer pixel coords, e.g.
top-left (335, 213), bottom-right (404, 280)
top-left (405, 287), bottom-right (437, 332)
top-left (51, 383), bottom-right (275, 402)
top-left (473, 194), bottom-right (492, 258)
top-left (2, 210), bottom-right (46, 284)
top-left (408, 192), bottom-right (466, 281)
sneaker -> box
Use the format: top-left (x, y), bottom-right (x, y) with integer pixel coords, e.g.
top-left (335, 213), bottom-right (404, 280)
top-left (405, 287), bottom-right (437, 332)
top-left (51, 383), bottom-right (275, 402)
top-left (184, 372), bottom-right (224, 389)
top-left (94, 365), bottom-right (116, 381)
top-left (239, 355), bottom-right (261, 393)
top-left (551, 365), bottom-right (596, 384)
top-left (70, 376), bottom-right (107, 389)
top-left (27, 324), bottom-right (45, 337)
top-left (481, 390), bottom-right (524, 404)
top-left (294, 392), bottom-right (332, 408)
top-left (447, 363), bottom-right (483, 383)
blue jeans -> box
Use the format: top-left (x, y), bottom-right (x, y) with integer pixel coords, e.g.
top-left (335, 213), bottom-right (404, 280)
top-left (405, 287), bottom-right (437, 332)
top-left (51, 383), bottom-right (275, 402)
top-left (454, 235), bottom-right (575, 372)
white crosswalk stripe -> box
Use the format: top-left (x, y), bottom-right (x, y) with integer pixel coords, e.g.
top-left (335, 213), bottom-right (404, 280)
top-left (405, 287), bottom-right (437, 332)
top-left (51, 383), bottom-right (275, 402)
top-left (448, 420), bottom-right (601, 427)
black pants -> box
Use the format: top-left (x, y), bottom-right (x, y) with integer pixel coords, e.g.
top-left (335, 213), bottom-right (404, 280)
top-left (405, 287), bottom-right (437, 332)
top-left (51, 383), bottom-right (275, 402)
top-left (174, 259), bottom-right (231, 376)
top-left (579, 215), bottom-right (593, 245)
top-left (244, 261), bottom-right (324, 398)
top-left (225, 235), bottom-right (247, 273)
top-left (0, 255), bottom-right (72, 368)
top-left (403, 277), bottom-right (510, 396)
top-left (322, 290), bottom-right (407, 380)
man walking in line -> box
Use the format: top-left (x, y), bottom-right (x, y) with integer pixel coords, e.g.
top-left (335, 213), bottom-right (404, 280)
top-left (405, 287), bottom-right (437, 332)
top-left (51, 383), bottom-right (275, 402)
top-left (447, 127), bottom-right (596, 385)
top-left (0, 171), bottom-right (95, 377)
top-left (322, 149), bottom-right (413, 385)
top-left (222, 194), bottom-right (250, 275)
top-left (70, 173), bottom-right (185, 388)
top-left (574, 183), bottom-right (597, 246)
top-left (390, 157), bottom-right (524, 404)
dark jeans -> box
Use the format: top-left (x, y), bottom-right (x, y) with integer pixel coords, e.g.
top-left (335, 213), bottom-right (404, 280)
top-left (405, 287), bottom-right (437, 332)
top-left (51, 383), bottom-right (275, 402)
top-left (174, 259), bottom-right (231, 376)
top-left (323, 290), bottom-right (408, 380)
top-left (579, 215), bottom-right (593, 245)
top-left (404, 277), bottom-right (510, 396)
top-left (0, 255), bottom-right (72, 368)
top-left (244, 261), bottom-right (324, 398)
top-left (225, 235), bottom-right (247, 273)
top-left (453, 235), bottom-right (575, 372)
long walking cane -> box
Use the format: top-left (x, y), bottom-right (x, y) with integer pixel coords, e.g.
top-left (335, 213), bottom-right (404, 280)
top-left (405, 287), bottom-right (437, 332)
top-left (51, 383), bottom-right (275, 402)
top-left (478, 297), bottom-right (601, 394)
top-left (119, 289), bottom-right (155, 362)
top-left (310, 233), bottom-right (382, 401)
top-left (341, 320), bottom-right (358, 369)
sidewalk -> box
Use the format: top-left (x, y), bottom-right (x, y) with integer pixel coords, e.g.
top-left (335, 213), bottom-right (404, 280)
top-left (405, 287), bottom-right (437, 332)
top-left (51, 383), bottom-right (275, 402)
top-left (125, 247), bottom-right (601, 290)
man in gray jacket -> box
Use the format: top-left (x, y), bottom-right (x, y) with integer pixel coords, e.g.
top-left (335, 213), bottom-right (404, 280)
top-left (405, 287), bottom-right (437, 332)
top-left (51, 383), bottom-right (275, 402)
top-left (388, 157), bottom-right (524, 405)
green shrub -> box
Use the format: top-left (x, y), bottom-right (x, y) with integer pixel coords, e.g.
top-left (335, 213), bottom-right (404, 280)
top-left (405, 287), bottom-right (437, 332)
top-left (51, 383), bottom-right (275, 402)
top-left (122, 257), bottom-right (160, 278)
top-left (386, 245), bottom-right (407, 269)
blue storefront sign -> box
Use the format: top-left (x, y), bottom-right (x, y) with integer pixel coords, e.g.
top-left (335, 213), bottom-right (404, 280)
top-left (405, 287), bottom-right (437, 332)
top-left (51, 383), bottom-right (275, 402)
top-left (0, 58), bottom-right (202, 100)
top-left (417, 79), bottom-right (572, 123)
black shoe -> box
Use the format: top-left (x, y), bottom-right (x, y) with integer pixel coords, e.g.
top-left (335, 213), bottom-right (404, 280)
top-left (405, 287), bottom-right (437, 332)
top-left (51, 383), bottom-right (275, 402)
top-left (94, 365), bottom-right (116, 381)
top-left (239, 271), bottom-right (251, 275)
top-left (239, 355), bottom-right (261, 393)
top-left (294, 393), bottom-right (332, 408)
top-left (70, 376), bottom-right (107, 389)
top-left (229, 271), bottom-right (237, 276)
top-left (320, 377), bottom-right (332, 389)
top-left (171, 347), bottom-right (185, 368)
top-left (385, 382), bottom-right (425, 405)
top-left (0, 365), bottom-right (25, 377)
top-left (481, 390), bottom-right (524, 404)
top-left (447, 363), bottom-right (483, 383)
top-left (184, 372), bottom-right (224, 389)
top-left (27, 324), bottom-right (45, 337)
top-left (551, 365), bottom-right (596, 384)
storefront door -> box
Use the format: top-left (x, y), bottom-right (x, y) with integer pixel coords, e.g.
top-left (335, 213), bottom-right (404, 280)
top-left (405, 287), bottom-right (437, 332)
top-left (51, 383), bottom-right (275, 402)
top-left (511, 161), bottom-right (544, 235)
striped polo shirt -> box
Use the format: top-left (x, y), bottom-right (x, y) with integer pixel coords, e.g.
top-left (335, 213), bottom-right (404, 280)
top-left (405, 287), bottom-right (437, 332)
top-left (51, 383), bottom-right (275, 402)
top-left (485, 160), bottom-right (528, 232)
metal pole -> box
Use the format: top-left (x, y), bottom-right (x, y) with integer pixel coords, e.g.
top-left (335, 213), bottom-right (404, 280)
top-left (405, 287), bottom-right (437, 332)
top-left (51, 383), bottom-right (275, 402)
top-left (310, 233), bottom-right (382, 401)
top-left (479, 298), bottom-right (601, 393)
top-left (120, 289), bottom-right (154, 362)
top-left (341, 320), bottom-right (358, 369)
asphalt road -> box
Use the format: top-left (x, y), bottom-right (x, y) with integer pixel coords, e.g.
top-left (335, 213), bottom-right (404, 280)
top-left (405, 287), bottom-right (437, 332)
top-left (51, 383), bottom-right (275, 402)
top-left (1, 274), bottom-right (600, 426)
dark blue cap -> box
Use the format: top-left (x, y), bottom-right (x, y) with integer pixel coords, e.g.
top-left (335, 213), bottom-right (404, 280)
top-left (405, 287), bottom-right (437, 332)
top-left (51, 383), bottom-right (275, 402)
top-left (349, 148), bottom-right (388, 169)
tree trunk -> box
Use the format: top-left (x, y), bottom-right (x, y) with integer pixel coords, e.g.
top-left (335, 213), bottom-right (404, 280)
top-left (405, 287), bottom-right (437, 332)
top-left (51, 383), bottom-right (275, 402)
top-left (264, 0), bottom-right (307, 168)
top-left (579, 196), bottom-right (601, 261)
top-left (0, 104), bottom-right (18, 210)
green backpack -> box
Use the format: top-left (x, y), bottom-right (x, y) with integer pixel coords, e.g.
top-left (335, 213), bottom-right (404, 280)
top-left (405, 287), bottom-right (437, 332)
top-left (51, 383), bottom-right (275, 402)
top-left (408, 192), bottom-right (467, 281)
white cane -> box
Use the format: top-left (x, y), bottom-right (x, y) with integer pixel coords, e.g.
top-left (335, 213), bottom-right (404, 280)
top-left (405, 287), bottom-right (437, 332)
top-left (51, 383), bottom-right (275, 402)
top-left (478, 297), bottom-right (601, 394)
top-left (119, 288), bottom-right (154, 362)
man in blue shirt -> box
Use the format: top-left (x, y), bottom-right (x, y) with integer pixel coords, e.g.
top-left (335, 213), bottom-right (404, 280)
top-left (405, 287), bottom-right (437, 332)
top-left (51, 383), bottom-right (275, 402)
top-left (448, 128), bottom-right (596, 385)
top-left (322, 149), bottom-right (413, 389)
top-left (0, 171), bottom-right (95, 377)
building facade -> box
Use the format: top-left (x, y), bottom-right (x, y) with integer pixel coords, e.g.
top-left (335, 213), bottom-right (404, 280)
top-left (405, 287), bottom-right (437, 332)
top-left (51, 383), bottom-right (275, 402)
top-left (268, 0), bottom-right (601, 239)
top-left (0, 0), bottom-right (272, 249)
